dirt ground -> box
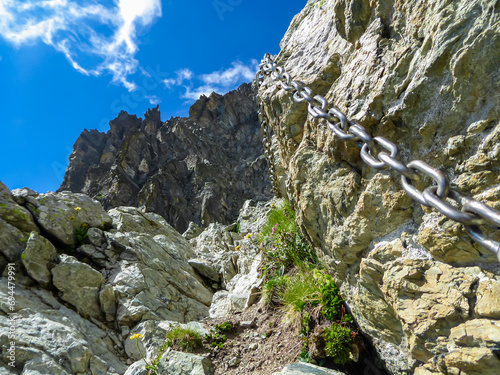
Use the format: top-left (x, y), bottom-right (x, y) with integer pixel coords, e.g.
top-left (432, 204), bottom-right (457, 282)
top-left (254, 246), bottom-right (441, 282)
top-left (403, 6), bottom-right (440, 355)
top-left (206, 304), bottom-right (303, 375)
top-left (196, 304), bottom-right (389, 375)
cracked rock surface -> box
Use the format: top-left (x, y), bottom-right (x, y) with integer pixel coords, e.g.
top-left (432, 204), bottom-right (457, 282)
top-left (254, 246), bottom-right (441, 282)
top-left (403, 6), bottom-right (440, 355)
top-left (258, 0), bottom-right (500, 373)
top-left (0, 182), bottom-right (213, 374)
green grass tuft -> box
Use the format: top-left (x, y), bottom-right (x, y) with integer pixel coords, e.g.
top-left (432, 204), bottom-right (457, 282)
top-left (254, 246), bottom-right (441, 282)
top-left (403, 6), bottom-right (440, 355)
top-left (165, 326), bottom-right (203, 353)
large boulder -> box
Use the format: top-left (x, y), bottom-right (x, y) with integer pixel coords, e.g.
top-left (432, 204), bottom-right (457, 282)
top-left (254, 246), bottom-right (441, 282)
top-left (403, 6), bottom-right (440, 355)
top-left (0, 182), bottom-right (38, 234)
top-left (105, 208), bottom-right (213, 326)
top-left (15, 189), bottom-right (112, 246)
top-left (52, 254), bottom-right (106, 318)
top-left (0, 283), bottom-right (127, 374)
top-left (258, 0), bottom-right (500, 373)
top-left (22, 232), bottom-right (58, 288)
top-left (0, 182), bottom-right (39, 262)
top-left (157, 350), bottom-right (214, 375)
top-left (0, 218), bottom-right (29, 262)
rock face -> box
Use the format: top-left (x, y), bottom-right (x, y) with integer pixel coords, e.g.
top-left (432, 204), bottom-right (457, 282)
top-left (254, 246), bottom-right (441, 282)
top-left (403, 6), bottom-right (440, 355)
top-left (157, 350), bottom-right (215, 375)
top-left (188, 200), bottom-right (270, 318)
top-left (0, 181), bottom-right (214, 374)
top-left (258, 0), bottom-right (500, 374)
top-left (0, 176), bottom-right (272, 374)
top-left (272, 362), bottom-right (345, 375)
top-left (59, 84), bottom-right (272, 233)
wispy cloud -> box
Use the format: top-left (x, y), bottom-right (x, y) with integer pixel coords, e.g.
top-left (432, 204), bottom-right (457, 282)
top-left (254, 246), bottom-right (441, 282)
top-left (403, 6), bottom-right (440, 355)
top-left (0, 0), bottom-right (162, 91)
top-left (182, 84), bottom-right (220, 101)
top-left (145, 94), bottom-right (161, 105)
top-left (169, 60), bottom-right (258, 101)
top-left (163, 68), bottom-right (193, 88)
top-left (200, 60), bottom-right (257, 87)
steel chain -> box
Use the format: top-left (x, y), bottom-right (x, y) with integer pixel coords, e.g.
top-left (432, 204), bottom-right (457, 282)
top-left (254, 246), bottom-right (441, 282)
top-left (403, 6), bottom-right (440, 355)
top-left (256, 73), bottom-right (281, 197)
top-left (255, 53), bottom-right (500, 262)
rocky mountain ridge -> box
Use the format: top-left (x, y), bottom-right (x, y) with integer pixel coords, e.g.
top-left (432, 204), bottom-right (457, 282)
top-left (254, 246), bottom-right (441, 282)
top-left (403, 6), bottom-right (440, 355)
top-left (59, 83), bottom-right (272, 233)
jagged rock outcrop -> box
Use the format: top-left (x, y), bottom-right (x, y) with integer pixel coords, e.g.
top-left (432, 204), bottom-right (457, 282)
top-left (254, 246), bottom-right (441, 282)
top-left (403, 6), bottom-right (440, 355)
top-left (0, 182), bottom-right (214, 374)
top-left (59, 84), bottom-right (272, 233)
top-left (258, 0), bottom-right (500, 374)
top-left (0, 179), bottom-right (274, 374)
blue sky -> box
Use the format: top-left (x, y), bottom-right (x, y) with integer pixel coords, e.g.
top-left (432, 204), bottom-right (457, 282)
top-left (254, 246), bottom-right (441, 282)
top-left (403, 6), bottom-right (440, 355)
top-left (0, 0), bottom-right (307, 193)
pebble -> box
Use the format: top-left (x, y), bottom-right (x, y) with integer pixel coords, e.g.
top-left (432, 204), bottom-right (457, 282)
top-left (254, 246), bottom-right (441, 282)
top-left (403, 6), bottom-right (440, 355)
top-left (228, 356), bottom-right (241, 368)
top-left (240, 319), bottom-right (256, 328)
top-left (249, 343), bottom-right (259, 350)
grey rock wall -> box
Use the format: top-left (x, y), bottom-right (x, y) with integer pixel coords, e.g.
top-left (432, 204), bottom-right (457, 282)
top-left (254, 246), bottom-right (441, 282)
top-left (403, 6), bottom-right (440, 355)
top-left (0, 182), bottom-right (214, 374)
top-left (258, 0), bottom-right (500, 374)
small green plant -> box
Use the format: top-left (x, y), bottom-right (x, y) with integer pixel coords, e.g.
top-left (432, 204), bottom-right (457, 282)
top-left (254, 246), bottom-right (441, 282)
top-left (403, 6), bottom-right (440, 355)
top-left (313, 270), bottom-right (343, 321)
top-left (130, 333), bottom-right (158, 374)
top-left (281, 272), bottom-right (319, 323)
top-left (165, 326), bottom-right (203, 353)
top-left (342, 313), bottom-right (353, 324)
top-left (230, 222), bottom-right (240, 233)
top-left (260, 200), bottom-right (317, 280)
top-left (324, 323), bottom-right (354, 365)
top-left (317, 0), bottom-right (326, 8)
top-left (262, 275), bottom-right (290, 306)
top-left (75, 222), bottom-right (90, 246)
top-left (204, 322), bottom-right (233, 349)
top-left (299, 312), bottom-right (312, 363)
top-left (261, 200), bottom-right (297, 239)
top-left (299, 345), bottom-right (311, 363)
top-left (300, 312), bottom-right (312, 336)
top-left (216, 322), bottom-right (233, 332)
top-left (146, 342), bottom-right (168, 375)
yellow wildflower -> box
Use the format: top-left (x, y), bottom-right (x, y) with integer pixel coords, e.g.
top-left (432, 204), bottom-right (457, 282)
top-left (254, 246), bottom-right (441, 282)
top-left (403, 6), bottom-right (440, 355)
top-left (235, 246), bottom-right (241, 251)
top-left (130, 333), bottom-right (144, 340)
top-left (245, 233), bottom-right (252, 239)
top-left (74, 207), bottom-right (82, 211)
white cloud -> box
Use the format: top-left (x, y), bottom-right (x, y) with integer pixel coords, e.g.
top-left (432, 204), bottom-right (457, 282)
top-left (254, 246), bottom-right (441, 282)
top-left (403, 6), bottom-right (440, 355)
top-left (0, 0), bottom-right (162, 91)
top-left (200, 60), bottom-right (258, 87)
top-left (164, 60), bottom-right (258, 101)
top-left (146, 95), bottom-right (161, 105)
top-left (182, 84), bottom-right (220, 101)
top-left (163, 68), bottom-right (194, 88)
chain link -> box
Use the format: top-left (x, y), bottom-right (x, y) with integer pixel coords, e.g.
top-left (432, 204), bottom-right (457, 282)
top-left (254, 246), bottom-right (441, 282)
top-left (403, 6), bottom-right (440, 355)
top-left (255, 53), bottom-right (500, 262)
top-left (256, 70), bottom-right (281, 198)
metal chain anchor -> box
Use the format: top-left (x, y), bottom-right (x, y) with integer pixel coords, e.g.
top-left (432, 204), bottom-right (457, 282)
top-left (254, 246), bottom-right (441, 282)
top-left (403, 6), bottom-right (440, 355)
top-left (255, 53), bottom-right (500, 263)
